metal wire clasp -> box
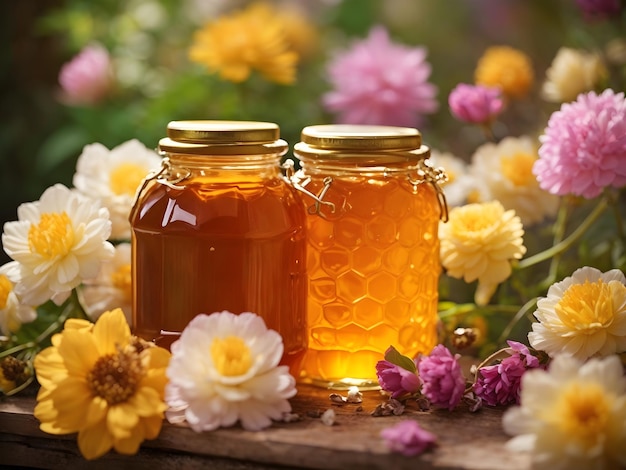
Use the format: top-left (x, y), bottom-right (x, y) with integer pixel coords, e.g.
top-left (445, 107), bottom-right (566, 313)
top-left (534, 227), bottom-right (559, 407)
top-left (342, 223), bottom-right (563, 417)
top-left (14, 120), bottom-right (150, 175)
top-left (408, 159), bottom-right (450, 222)
top-left (282, 159), bottom-right (336, 217)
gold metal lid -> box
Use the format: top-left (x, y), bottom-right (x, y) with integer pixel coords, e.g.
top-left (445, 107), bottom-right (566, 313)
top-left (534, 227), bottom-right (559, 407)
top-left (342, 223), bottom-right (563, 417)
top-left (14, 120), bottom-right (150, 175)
top-left (167, 120), bottom-right (280, 144)
top-left (300, 124), bottom-right (422, 151)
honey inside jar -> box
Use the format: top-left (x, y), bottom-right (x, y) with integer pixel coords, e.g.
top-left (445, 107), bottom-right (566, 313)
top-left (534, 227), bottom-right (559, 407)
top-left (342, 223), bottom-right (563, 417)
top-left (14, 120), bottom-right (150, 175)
top-left (292, 124), bottom-right (446, 388)
top-left (130, 121), bottom-right (307, 375)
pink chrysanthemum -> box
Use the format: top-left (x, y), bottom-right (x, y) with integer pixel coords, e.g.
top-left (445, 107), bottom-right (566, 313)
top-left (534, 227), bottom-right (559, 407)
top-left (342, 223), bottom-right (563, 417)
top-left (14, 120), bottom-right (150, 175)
top-left (448, 83), bottom-right (504, 125)
top-left (417, 345), bottom-right (466, 410)
top-left (473, 341), bottom-right (541, 407)
top-left (322, 26), bottom-right (438, 127)
top-left (380, 420), bottom-right (437, 456)
top-left (533, 89), bottom-right (626, 199)
top-left (375, 359), bottom-right (420, 399)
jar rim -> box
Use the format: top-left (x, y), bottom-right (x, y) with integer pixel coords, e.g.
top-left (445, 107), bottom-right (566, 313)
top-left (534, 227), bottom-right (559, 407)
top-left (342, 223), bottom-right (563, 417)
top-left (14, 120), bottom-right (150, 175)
top-left (300, 124), bottom-right (422, 151)
top-left (158, 138), bottom-right (288, 156)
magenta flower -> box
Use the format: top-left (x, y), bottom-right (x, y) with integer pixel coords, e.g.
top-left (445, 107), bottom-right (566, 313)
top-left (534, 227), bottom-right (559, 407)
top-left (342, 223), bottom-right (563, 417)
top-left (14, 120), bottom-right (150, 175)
top-left (576, 0), bottom-right (622, 21)
top-left (380, 420), bottom-right (437, 456)
top-left (417, 345), bottom-right (466, 410)
top-left (323, 26), bottom-right (438, 127)
top-left (58, 43), bottom-right (113, 106)
top-left (376, 359), bottom-right (420, 399)
top-left (448, 83), bottom-right (504, 124)
top-left (533, 89), bottom-right (626, 199)
top-left (473, 341), bottom-right (541, 407)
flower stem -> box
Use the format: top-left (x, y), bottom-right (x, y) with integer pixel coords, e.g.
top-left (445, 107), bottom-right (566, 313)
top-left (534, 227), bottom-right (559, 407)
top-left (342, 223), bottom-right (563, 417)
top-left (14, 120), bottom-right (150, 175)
top-left (517, 197), bottom-right (609, 270)
top-left (496, 297), bottom-right (538, 345)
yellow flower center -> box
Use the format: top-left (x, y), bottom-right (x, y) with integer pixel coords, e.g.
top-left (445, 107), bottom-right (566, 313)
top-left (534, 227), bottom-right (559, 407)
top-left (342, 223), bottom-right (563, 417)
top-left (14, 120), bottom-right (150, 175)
top-left (210, 336), bottom-right (252, 376)
top-left (111, 264), bottom-right (132, 301)
top-left (451, 202), bottom-right (502, 233)
top-left (555, 280), bottom-right (618, 332)
top-left (553, 382), bottom-right (612, 450)
top-left (87, 349), bottom-right (144, 405)
top-left (0, 275), bottom-right (12, 309)
top-left (500, 152), bottom-right (536, 187)
top-left (109, 163), bottom-right (149, 196)
top-left (28, 212), bottom-right (74, 259)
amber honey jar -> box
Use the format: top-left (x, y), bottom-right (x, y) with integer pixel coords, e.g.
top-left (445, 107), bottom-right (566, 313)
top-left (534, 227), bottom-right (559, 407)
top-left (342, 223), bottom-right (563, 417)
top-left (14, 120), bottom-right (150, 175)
top-left (130, 120), bottom-right (307, 375)
top-left (290, 124), bottom-right (447, 388)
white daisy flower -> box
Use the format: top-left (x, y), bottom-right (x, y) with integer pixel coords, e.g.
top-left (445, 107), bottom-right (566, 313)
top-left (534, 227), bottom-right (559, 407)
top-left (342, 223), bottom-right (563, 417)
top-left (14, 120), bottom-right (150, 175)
top-left (469, 136), bottom-right (559, 226)
top-left (1, 184), bottom-right (114, 306)
top-left (72, 139), bottom-right (161, 240)
top-left (78, 242), bottom-right (132, 325)
top-left (165, 311), bottom-right (297, 432)
top-left (528, 267), bottom-right (626, 361)
top-left (503, 355), bottom-right (626, 470)
top-left (429, 150), bottom-right (476, 208)
top-left (0, 271), bottom-right (37, 336)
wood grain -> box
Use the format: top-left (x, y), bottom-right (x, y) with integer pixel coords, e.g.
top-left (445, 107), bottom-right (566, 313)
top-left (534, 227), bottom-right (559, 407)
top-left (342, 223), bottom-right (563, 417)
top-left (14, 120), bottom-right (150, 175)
top-left (0, 385), bottom-right (530, 469)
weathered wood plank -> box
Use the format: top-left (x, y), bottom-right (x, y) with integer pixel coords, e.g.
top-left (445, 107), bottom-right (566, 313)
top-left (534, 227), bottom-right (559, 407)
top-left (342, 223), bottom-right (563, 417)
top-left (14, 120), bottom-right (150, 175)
top-left (0, 386), bottom-right (530, 469)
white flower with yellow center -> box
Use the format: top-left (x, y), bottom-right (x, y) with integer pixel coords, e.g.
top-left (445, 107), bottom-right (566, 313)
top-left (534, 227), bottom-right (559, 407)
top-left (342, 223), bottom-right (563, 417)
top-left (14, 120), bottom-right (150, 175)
top-left (0, 271), bottom-right (36, 336)
top-left (429, 150), bottom-right (476, 208)
top-left (503, 355), bottom-right (626, 470)
top-left (1, 184), bottom-right (114, 306)
top-left (439, 200), bottom-right (526, 306)
top-left (73, 139), bottom-right (161, 241)
top-left (541, 47), bottom-right (608, 103)
top-left (165, 311), bottom-right (297, 432)
top-left (78, 243), bottom-right (132, 325)
top-left (528, 267), bottom-right (626, 361)
top-left (469, 136), bottom-right (559, 226)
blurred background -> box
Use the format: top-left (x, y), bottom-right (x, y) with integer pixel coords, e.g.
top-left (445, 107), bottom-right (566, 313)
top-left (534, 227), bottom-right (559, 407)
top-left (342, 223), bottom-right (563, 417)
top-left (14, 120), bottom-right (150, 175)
top-left (1, 0), bottom-right (622, 266)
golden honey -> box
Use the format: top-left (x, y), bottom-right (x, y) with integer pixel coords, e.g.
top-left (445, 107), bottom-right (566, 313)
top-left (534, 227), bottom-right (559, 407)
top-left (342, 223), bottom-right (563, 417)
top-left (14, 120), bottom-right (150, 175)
top-left (130, 121), bottom-right (307, 375)
top-left (291, 124), bottom-right (446, 388)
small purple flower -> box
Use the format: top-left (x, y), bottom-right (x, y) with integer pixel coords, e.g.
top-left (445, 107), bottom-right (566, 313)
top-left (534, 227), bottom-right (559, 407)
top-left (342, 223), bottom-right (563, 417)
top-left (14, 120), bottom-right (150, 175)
top-left (380, 420), bottom-right (437, 456)
top-left (448, 83), bottom-right (504, 124)
top-left (533, 89), bottom-right (626, 199)
top-left (417, 345), bottom-right (466, 410)
top-left (376, 359), bottom-right (420, 399)
top-left (576, 0), bottom-right (622, 21)
top-left (323, 25), bottom-right (438, 127)
top-left (473, 341), bottom-right (541, 407)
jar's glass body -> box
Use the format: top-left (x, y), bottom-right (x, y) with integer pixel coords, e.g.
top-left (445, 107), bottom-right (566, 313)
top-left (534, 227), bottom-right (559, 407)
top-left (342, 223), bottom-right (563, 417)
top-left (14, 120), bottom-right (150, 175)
top-left (293, 125), bottom-right (443, 388)
top-left (130, 122), bottom-right (307, 375)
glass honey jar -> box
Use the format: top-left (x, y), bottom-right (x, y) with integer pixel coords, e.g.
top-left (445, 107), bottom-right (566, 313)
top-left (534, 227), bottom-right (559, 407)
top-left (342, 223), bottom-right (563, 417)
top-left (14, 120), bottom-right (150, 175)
top-left (130, 120), bottom-right (307, 376)
top-left (290, 124), bottom-right (448, 389)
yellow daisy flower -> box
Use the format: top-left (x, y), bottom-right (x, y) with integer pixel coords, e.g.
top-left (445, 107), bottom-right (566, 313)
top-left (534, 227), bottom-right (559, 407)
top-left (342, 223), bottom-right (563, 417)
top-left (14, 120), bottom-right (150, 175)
top-left (0, 356), bottom-right (31, 395)
top-left (188, 2), bottom-right (299, 85)
top-left (33, 309), bottom-right (171, 460)
top-left (475, 46), bottom-right (534, 99)
top-left (439, 201), bottom-right (526, 306)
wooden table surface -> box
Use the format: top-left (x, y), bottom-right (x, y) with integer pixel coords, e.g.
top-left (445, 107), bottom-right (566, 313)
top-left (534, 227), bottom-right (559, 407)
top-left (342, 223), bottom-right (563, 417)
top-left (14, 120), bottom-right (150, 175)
top-left (0, 384), bottom-right (530, 470)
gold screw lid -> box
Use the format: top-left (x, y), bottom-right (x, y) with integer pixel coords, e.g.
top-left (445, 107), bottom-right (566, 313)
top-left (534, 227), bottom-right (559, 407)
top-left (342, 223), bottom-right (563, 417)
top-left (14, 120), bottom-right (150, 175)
top-left (167, 120), bottom-right (281, 144)
top-left (300, 124), bottom-right (422, 151)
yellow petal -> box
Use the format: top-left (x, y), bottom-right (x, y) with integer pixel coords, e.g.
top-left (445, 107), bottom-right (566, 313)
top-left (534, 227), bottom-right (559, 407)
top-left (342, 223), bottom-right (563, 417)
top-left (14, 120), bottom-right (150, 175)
top-left (64, 318), bottom-right (94, 332)
top-left (84, 396), bottom-right (108, 428)
top-left (140, 369), bottom-right (169, 397)
top-left (107, 403), bottom-right (139, 439)
top-left (34, 347), bottom-right (68, 389)
top-left (141, 414), bottom-right (165, 440)
top-left (148, 346), bottom-right (172, 369)
top-left (78, 419), bottom-right (113, 460)
top-left (129, 386), bottom-right (167, 417)
top-left (93, 309), bottom-right (131, 355)
top-left (56, 329), bottom-right (99, 376)
top-left (113, 428), bottom-right (145, 455)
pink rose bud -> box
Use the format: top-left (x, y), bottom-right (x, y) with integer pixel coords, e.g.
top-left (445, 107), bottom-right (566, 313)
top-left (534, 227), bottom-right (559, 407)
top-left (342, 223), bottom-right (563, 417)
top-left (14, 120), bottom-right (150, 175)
top-left (58, 43), bottom-right (113, 106)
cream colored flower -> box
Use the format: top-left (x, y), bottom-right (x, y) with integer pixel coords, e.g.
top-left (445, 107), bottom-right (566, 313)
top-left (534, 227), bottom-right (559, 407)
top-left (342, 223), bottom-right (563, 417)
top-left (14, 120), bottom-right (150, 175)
top-left (439, 201), bottom-right (526, 306)
top-left (78, 243), bottom-right (132, 325)
top-left (165, 311), bottom-right (297, 432)
top-left (0, 271), bottom-right (36, 336)
top-left (503, 355), bottom-right (626, 470)
top-left (469, 136), bottom-right (559, 226)
top-left (429, 150), bottom-right (476, 208)
top-left (528, 267), bottom-right (626, 361)
top-left (73, 140), bottom-right (161, 241)
top-left (1, 184), bottom-right (114, 306)
top-left (33, 309), bottom-right (171, 460)
top-left (541, 47), bottom-right (608, 103)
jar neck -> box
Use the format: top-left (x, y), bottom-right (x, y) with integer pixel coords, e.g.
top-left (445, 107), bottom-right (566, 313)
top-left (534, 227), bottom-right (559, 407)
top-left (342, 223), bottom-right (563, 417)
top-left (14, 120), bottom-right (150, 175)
top-left (167, 152), bottom-right (283, 171)
top-left (297, 155), bottom-right (423, 176)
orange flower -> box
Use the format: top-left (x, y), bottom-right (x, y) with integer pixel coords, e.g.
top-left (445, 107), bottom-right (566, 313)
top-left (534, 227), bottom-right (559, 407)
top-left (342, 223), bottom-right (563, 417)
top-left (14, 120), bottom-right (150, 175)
top-left (475, 46), bottom-right (534, 99)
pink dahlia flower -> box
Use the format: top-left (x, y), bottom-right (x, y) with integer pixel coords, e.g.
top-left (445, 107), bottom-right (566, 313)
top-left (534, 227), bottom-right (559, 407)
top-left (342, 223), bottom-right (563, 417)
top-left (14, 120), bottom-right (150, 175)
top-left (533, 89), bottom-right (626, 199)
top-left (473, 341), bottom-right (541, 407)
top-left (375, 358), bottom-right (421, 399)
top-left (380, 420), bottom-right (437, 456)
top-left (417, 345), bottom-right (466, 410)
top-left (448, 83), bottom-right (503, 124)
top-left (322, 26), bottom-right (438, 127)
top-left (58, 43), bottom-right (113, 106)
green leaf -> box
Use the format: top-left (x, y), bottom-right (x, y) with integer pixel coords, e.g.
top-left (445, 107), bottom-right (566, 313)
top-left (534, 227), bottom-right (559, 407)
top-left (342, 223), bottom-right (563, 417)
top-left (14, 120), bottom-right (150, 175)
top-left (384, 345), bottom-right (417, 373)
